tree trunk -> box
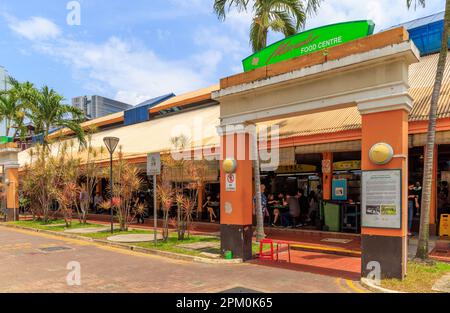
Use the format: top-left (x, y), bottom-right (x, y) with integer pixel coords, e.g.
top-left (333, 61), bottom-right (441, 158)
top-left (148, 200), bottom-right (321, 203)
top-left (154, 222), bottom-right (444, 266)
top-left (252, 129), bottom-right (265, 242)
top-left (416, 0), bottom-right (450, 260)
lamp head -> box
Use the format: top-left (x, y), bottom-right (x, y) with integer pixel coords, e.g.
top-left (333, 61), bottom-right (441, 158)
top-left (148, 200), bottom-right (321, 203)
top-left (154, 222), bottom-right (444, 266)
top-left (103, 137), bottom-right (120, 154)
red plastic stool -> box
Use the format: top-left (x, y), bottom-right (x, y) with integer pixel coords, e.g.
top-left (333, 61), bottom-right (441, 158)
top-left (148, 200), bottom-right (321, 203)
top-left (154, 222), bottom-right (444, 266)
top-left (259, 238), bottom-right (274, 261)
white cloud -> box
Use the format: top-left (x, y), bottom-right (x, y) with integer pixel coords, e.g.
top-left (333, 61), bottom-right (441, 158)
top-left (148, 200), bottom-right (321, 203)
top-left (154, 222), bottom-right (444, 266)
top-left (305, 0), bottom-right (445, 32)
top-left (7, 16), bottom-right (61, 41)
top-left (33, 36), bottom-right (210, 105)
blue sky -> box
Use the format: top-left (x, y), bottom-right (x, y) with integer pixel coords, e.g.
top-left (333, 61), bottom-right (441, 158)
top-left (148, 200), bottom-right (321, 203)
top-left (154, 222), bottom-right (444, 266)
top-left (0, 0), bottom-right (446, 105)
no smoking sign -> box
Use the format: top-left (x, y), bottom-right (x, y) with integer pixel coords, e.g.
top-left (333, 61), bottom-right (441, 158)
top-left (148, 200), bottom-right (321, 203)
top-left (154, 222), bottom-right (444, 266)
top-left (225, 174), bottom-right (236, 192)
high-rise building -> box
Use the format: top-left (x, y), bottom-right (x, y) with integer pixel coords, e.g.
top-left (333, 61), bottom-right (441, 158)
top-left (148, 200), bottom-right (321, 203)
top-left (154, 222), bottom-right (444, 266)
top-left (72, 95), bottom-right (133, 120)
top-left (0, 66), bottom-right (10, 137)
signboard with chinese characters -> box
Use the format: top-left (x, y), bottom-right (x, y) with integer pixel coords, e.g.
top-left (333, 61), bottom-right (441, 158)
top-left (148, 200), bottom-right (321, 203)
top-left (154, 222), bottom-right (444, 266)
top-left (333, 160), bottom-right (361, 171)
top-left (362, 170), bottom-right (402, 229)
top-left (225, 174), bottom-right (236, 192)
top-left (147, 153), bottom-right (161, 176)
top-left (242, 20), bottom-right (375, 72)
top-left (275, 164), bottom-right (317, 174)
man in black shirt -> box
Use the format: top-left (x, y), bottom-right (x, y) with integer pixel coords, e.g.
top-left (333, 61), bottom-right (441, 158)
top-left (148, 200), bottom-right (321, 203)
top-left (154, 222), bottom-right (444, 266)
top-left (297, 189), bottom-right (309, 225)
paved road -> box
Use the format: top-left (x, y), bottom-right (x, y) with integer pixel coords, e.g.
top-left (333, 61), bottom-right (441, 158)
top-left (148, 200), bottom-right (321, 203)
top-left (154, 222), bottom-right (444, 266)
top-left (0, 226), bottom-right (366, 293)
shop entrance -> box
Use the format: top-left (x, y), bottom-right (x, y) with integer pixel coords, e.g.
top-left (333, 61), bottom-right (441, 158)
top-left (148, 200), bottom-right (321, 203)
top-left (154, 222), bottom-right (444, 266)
top-left (214, 28), bottom-right (419, 279)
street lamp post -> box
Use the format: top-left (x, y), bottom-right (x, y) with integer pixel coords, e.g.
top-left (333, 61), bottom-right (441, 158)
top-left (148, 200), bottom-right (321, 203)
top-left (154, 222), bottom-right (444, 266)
top-left (103, 137), bottom-right (120, 234)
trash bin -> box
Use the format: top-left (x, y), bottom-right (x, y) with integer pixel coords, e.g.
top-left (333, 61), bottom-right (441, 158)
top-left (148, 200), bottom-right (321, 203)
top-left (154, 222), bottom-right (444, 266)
top-left (224, 251), bottom-right (233, 260)
top-left (440, 214), bottom-right (450, 237)
top-left (324, 202), bottom-right (341, 232)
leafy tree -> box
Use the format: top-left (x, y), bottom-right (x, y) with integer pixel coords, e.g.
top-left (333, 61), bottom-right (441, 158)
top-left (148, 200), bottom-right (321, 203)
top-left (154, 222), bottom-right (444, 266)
top-left (407, 0), bottom-right (450, 260)
top-left (214, 0), bottom-right (322, 52)
top-left (27, 86), bottom-right (86, 147)
top-left (0, 77), bottom-right (33, 138)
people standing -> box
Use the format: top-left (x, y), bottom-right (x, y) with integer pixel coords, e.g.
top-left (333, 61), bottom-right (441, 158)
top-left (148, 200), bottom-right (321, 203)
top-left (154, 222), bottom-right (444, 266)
top-left (306, 191), bottom-right (319, 225)
top-left (93, 192), bottom-right (103, 214)
top-left (297, 189), bottom-right (309, 226)
top-left (253, 184), bottom-right (269, 225)
top-left (282, 192), bottom-right (300, 228)
top-left (413, 181), bottom-right (422, 217)
top-left (408, 183), bottom-right (419, 236)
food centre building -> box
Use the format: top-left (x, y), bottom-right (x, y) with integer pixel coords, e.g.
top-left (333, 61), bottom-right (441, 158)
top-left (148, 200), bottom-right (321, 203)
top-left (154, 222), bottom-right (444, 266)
top-left (7, 12), bottom-right (450, 279)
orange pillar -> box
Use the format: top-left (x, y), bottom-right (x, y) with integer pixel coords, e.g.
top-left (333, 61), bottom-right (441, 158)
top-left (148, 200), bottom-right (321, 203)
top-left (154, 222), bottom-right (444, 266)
top-left (219, 127), bottom-right (253, 260)
top-left (359, 96), bottom-right (411, 280)
top-left (5, 167), bottom-right (19, 221)
top-left (322, 152), bottom-right (333, 201)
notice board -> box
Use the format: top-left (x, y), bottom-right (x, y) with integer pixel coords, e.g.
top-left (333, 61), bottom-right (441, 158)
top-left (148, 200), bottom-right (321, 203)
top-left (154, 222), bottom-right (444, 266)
top-left (361, 169), bottom-right (402, 229)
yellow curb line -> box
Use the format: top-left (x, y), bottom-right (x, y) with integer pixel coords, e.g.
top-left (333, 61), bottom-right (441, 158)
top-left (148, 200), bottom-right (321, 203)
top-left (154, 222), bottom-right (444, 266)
top-left (290, 244), bottom-right (361, 256)
top-left (345, 279), bottom-right (368, 293)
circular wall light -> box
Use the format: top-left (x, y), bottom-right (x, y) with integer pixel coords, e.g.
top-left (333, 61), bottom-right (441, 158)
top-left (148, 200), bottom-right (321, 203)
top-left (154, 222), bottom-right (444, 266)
top-left (223, 158), bottom-right (237, 174)
top-left (369, 142), bottom-right (394, 165)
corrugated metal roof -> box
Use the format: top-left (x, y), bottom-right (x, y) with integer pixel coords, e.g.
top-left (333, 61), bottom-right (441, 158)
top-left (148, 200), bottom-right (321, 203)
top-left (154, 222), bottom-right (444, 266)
top-left (409, 52), bottom-right (450, 121)
top-left (261, 52), bottom-right (450, 139)
top-left (259, 106), bottom-right (361, 138)
top-left (151, 84), bottom-right (219, 112)
top-left (389, 11), bottom-right (444, 31)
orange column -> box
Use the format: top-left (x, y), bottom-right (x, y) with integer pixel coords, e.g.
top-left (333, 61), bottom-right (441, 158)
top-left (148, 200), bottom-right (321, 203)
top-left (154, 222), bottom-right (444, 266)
top-left (6, 167), bottom-right (19, 221)
top-left (219, 128), bottom-right (253, 260)
top-left (359, 97), bottom-right (411, 280)
top-left (322, 152), bottom-right (333, 201)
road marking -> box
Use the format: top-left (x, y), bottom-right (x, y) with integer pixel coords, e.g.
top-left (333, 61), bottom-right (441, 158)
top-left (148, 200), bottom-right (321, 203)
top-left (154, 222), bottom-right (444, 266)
top-left (2, 226), bottom-right (190, 264)
top-left (3, 227), bottom-right (90, 246)
top-left (335, 278), bottom-right (350, 293)
top-left (335, 278), bottom-right (369, 293)
top-left (345, 279), bottom-right (368, 293)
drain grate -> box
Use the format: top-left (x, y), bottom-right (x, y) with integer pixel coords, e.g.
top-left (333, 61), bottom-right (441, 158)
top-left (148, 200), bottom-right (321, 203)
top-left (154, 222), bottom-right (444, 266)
top-left (220, 287), bottom-right (262, 293)
top-left (38, 246), bottom-right (72, 253)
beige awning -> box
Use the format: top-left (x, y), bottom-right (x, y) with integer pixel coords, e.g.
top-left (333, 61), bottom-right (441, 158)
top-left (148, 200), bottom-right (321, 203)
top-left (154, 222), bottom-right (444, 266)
top-left (295, 140), bottom-right (361, 154)
top-left (19, 105), bottom-right (220, 168)
top-left (410, 131), bottom-right (450, 147)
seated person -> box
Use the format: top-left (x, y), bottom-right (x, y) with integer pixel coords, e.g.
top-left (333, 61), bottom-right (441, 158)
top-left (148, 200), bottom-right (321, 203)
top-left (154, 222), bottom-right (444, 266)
top-left (267, 194), bottom-right (279, 227)
top-left (203, 195), bottom-right (217, 223)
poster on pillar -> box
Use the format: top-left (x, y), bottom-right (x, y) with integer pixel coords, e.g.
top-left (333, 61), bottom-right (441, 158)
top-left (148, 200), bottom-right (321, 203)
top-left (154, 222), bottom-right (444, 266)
top-left (361, 170), bottom-right (402, 229)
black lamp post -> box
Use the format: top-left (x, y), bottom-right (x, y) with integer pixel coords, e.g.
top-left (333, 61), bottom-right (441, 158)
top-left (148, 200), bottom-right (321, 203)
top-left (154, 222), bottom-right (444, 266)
top-left (103, 137), bottom-right (119, 234)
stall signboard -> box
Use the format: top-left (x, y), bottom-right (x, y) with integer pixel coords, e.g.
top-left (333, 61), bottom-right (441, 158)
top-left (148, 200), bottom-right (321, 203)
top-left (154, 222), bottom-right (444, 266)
top-left (147, 153), bottom-right (161, 176)
top-left (242, 20), bottom-right (375, 72)
top-left (332, 179), bottom-right (348, 201)
top-left (334, 160), bottom-right (361, 171)
top-left (225, 173), bottom-right (236, 192)
top-left (275, 164), bottom-right (317, 174)
top-left (361, 170), bottom-right (402, 229)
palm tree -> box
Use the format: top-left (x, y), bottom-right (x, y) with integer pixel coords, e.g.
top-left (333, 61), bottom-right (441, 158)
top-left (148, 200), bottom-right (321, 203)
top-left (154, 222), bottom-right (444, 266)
top-left (3, 77), bottom-right (35, 139)
top-left (407, 0), bottom-right (450, 260)
top-left (27, 86), bottom-right (86, 147)
top-left (214, 0), bottom-right (322, 52)
top-left (0, 93), bottom-right (20, 138)
top-left (214, 0), bottom-right (322, 242)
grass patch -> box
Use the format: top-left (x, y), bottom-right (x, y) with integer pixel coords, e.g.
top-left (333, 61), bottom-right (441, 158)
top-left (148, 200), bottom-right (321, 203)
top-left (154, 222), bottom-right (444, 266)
top-left (9, 219), bottom-right (261, 259)
top-left (382, 261), bottom-right (450, 293)
top-left (83, 229), bottom-right (260, 258)
top-left (8, 219), bottom-right (104, 232)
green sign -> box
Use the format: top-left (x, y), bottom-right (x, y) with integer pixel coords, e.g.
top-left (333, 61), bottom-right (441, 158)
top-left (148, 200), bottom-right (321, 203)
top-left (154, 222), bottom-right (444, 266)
top-left (242, 20), bottom-right (375, 72)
